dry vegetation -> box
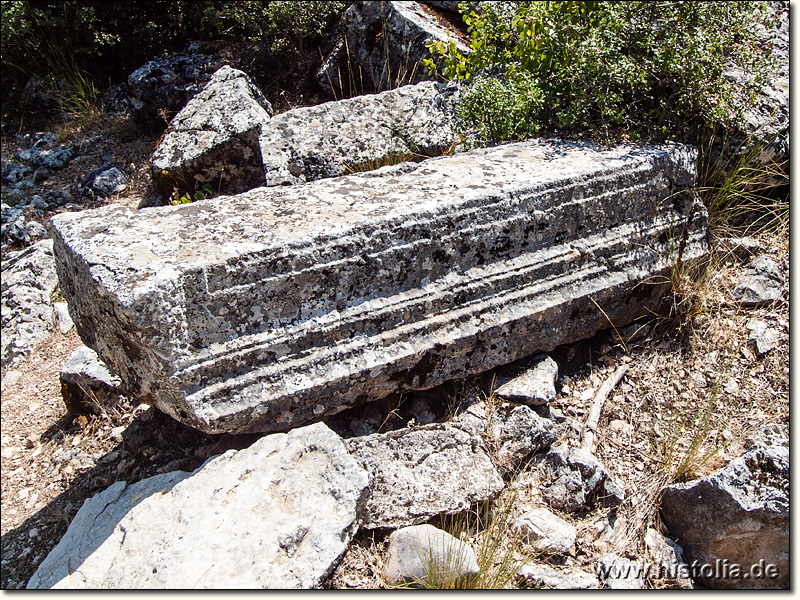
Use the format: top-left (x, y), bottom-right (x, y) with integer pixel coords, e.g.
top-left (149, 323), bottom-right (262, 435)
top-left (0, 39), bottom-right (789, 592)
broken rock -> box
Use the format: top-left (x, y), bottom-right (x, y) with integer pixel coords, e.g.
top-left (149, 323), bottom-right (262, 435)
top-left (487, 403), bottom-right (556, 474)
top-left (27, 422), bottom-right (370, 589)
top-left (60, 345), bottom-right (123, 415)
top-left (50, 139), bottom-right (708, 434)
top-left (126, 52), bottom-right (224, 126)
top-left (346, 422), bottom-right (503, 529)
top-left (151, 65), bottom-right (274, 198)
top-left (513, 507), bottom-right (577, 555)
top-left (318, 1), bottom-right (469, 95)
top-left (494, 355), bottom-right (558, 405)
top-left (659, 441), bottom-right (789, 589)
top-left (539, 444), bottom-right (625, 513)
top-left (259, 80), bottom-right (461, 186)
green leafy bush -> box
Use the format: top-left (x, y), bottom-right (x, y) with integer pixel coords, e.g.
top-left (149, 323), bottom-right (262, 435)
top-left (427, 1), bottom-right (778, 145)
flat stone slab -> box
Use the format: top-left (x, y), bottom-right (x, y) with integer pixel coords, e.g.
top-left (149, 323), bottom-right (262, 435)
top-left (346, 422), bottom-right (504, 529)
top-left (27, 422), bottom-right (370, 589)
top-left (50, 139), bottom-right (708, 434)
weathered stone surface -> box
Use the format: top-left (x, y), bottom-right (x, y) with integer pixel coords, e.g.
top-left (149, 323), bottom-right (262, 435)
top-left (346, 422), bottom-right (503, 529)
top-left (513, 508), bottom-right (576, 555)
top-left (1, 239), bottom-right (58, 371)
top-left (644, 527), bottom-right (692, 587)
top-left (50, 140), bottom-right (707, 434)
top-left (597, 554), bottom-right (644, 589)
top-left (260, 80), bottom-right (461, 186)
top-left (487, 403), bottom-right (556, 474)
top-left (539, 444), bottom-right (625, 513)
top-left (1, 203), bottom-right (29, 246)
top-left (151, 66), bottom-right (274, 198)
top-left (746, 318), bottom-right (781, 356)
top-left (318, 1), bottom-right (469, 96)
top-left (494, 355), bottom-right (558, 405)
top-left (731, 256), bottom-right (785, 307)
top-left (1, 162), bottom-right (32, 184)
top-left (79, 162), bottom-right (129, 199)
top-left (516, 563), bottom-right (598, 589)
top-left (126, 52), bottom-right (224, 125)
top-left (383, 524), bottom-right (479, 587)
top-left (659, 441), bottom-right (788, 589)
top-left (27, 422), bottom-right (370, 589)
top-left (52, 301), bottom-right (74, 334)
top-left (60, 345), bottom-right (123, 415)
top-left (15, 145), bottom-right (74, 169)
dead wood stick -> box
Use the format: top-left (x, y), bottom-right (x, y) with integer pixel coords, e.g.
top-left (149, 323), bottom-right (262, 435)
top-left (581, 364), bottom-right (630, 452)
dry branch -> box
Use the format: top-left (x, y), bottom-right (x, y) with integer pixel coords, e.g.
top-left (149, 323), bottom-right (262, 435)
top-left (581, 364), bottom-right (630, 452)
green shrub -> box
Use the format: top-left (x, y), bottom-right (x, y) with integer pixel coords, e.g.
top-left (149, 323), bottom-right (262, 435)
top-left (427, 1), bottom-right (778, 146)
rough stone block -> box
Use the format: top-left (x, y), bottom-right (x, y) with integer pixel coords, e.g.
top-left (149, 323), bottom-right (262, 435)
top-left (660, 441), bottom-right (789, 589)
top-left (346, 422), bottom-right (504, 529)
top-left (151, 65), bottom-right (274, 199)
top-left (259, 80), bottom-right (460, 186)
top-left (27, 422), bottom-right (370, 589)
top-left (50, 139), bottom-right (707, 434)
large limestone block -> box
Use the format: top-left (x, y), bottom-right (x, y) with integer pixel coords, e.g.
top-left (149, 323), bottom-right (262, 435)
top-left (259, 80), bottom-right (460, 186)
top-left (50, 139), bottom-right (708, 434)
top-left (318, 1), bottom-right (470, 95)
top-left (27, 422), bottom-right (370, 589)
top-left (659, 441), bottom-right (789, 589)
top-left (151, 65), bottom-right (274, 198)
top-left (346, 423), bottom-right (504, 529)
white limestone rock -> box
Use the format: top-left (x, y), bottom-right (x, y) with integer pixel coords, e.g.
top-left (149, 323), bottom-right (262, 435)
top-left (494, 355), bottom-right (558, 405)
top-left (383, 524), bottom-right (479, 587)
top-left (27, 422), bottom-right (370, 589)
top-left (513, 508), bottom-right (577, 555)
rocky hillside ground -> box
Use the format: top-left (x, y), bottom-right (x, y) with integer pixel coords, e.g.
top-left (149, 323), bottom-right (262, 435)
top-left (1, 106), bottom-right (788, 587)
top-left (0, 2), bottom-right (789, 589)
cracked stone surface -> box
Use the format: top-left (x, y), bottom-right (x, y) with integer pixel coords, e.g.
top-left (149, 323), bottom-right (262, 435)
top-left (50, 139), bottom-right (708, 434)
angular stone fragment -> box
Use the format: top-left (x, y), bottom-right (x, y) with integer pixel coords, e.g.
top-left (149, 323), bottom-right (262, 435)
top-left (513, 508), bottom-right (577, 555)
top-left (126, 52), bottom-right (224, 125)
top-left (60, 345), bottom-right (123, 415)
top-left (318, 1), bottom-right (469, 95)
top-left (383, 524), bottom-right (479, 587)
top-left (151, 66), bottom-right (274, 198)
top-left (731, 256), bottom-right (785, 307)
top-left (539, 444), bottom-right (625, 513)
top-left (494, 355), bottom-right (558, 405)
top-left (27, 423), bottom-right (370, 589)
top-left (659, 442), bottom-right (789, 589)
top-left (346, 423), bottom-right (503, 529)
top-left (488, 403), bottom-right (556, 474)
top-left (259, 80), bottom-right (460, 186)
top-left (50, 140), bottom-right (707, 434)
